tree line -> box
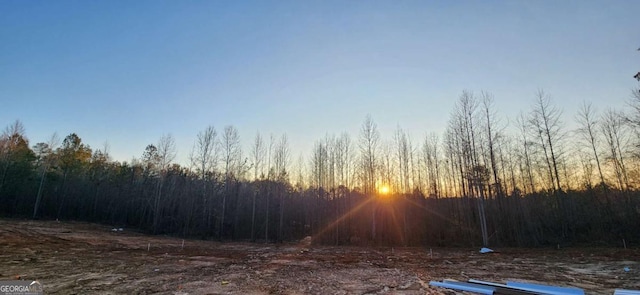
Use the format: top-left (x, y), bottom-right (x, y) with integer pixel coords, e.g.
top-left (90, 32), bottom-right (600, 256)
top-left (1, 89), bottom-right (640, 247)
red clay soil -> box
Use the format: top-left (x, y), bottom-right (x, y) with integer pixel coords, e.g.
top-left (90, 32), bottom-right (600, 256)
top-left (0, 219), bottom-right (638, 294)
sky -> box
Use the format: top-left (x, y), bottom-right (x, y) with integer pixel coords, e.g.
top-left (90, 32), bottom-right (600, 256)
top-left (1, 1), bottom-right (639, 165)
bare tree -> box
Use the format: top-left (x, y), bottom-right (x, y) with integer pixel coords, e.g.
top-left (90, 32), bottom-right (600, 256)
top-left (359, 115), bottom-right (380, 196)
top-left (601, 109), bottom-right (631, 191)
top-left (481, 92), bottom-right (504, 199)
top-left (334, 132), bottom-right (353, 242)
top-left (191, 126), bottom-right (218, 179)
top-left (274, 134), bottom-right (289, 241)
top-left (393, 126), bottom-right (411, 244)
top-left (499, 135), bottom-right (519, 195)
top-left (394, 126), bottom-right (411, 194)
top-left (190, 126), bottom-right (219, 233)
top-left (311, 140), bottom-right (328, 193)
top-left (222, 126), bottom-right (241, 178)
top-left (449, 91), bottom-right (489, 246)
top-left (529, 90), bottom-right (564, 192)
top-left (575, 102), bottom-right (606, 188)
top-left (157, 134), bottom-right (177, 172)
top-left (220, 125), bottom-right (241, 239)
top-left (380, 142), bottom-right (393, 192)
top-left (250, 132), bottom-right (265, 241)
top-left (422, 133), bottom-right (441, 198)
top-left (626, 84), bottom-right (640, 156)
top-left (153, 134), bottom-right (176, 233)
top-left (310, 139), bottom-right (328, 238)
top-left (264, 134), bottom-right (275, 242)
top-left (335, 133), bottom-right (353, 189)
top-left (443, 125), bottom-right (462, 198)
top-left (293, 153), bottom-right (306, 189)
top-left (358, 115), bottom-right (380, 240)
top-left (516, 112), bottom-right (536, 194)
top-left (252, 132), bottom-right (265, 181)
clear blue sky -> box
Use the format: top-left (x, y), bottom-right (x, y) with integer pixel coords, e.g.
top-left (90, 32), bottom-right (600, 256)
top-left (1, 1), bottom-right (638, 165)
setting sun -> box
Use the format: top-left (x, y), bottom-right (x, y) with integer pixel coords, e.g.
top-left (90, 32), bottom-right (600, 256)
top-left (379, 185), bottom-right (390, 195)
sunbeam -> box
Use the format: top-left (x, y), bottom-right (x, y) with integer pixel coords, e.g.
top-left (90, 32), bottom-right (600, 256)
top-left (312, 195), bottom-right (375, 242)
top-left (401, 197), bottom-right (476, 233)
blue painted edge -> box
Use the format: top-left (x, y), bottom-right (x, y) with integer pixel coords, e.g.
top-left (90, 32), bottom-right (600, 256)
top-left (430, 280), bottom-right (495, 295)
top-left (506, 281), bottom-right (585, 295)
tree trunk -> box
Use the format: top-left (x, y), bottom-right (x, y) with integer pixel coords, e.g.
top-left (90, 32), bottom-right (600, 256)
top-left (250, 187), bottom-right (257, 242)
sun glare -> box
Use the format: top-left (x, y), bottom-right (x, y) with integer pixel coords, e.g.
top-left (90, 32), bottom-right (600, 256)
top-left (379, 185), bottom-right (390, 195)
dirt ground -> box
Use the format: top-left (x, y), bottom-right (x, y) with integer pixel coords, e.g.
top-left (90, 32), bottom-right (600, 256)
top-left (0, 219), bottom-right (638, 295)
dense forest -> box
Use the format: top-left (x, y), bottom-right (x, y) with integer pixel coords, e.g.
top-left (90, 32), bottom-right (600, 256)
top-left (1, 89), bottom-right (640, 247)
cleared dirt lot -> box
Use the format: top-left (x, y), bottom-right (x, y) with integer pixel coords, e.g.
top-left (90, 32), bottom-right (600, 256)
top-left (0, 219), bottom-right (638, 294)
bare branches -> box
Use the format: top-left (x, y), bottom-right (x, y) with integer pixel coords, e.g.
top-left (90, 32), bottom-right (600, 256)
top-left (273, 134), bottom-right (289, 182)
top-left (251, 132), bottom-right (266, 181)
top-left (575, 102), bottom-right (605, 187)
top-left (529, 90), bottom-right (564, 192)
top-left (222, 125), bottom-right (241, 179)
top-left (157, 134), bottom-right (176, 173)
top-left (191, 126), bottom-right (219, 180)
top-left (358, 115), bottom-right (380, 196)
top-left (601, 109), bottom-right (631, 190)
